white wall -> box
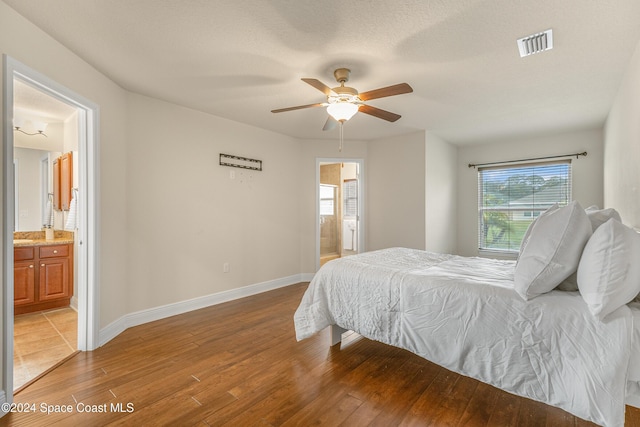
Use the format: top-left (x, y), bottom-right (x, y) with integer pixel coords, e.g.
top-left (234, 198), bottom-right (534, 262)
top-left (367, 131), bottom-right (426, 251)
top-left (425, 132), bottom-right (458, 254)
top-left (125, 93), bottom-right (304, 312)
top-left (457, 128), bottom-right (604, 257)
top-left (604, 39), bottom-right (640, 230)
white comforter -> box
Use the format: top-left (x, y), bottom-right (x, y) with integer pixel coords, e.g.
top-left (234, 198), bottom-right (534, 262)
top-left (294, 248), bottom-right (634, 427)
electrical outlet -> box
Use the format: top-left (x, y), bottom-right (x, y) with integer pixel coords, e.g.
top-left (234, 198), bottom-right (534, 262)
top-left (223, 262), bottom-right (230, 273)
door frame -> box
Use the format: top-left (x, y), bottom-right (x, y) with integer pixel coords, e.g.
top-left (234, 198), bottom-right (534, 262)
top-left (2, 56), bottom-right (100, 399)
top-left (315, 158), bottom-right (365, 271)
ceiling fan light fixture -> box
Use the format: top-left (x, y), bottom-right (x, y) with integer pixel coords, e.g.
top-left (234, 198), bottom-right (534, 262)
top-left (327, 102), bottom-right (359, 122)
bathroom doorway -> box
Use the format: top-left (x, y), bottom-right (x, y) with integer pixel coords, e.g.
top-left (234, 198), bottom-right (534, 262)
top-left (317, 159), bottom-right (364, 269)
top-left (3, 56), bottom-right (100, 396)
top-left (12, 78), bottom-right (79, 391)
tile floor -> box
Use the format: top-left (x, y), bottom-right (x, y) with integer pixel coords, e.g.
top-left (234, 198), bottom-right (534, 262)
top-left (13, 307), bottom-right (77, 391)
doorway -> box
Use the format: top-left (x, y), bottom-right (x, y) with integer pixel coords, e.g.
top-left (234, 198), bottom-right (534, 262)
top-left (317, 159), bottom-right (364, 269)
top-left (3, 56), bottom-right (99, 397)
top-left (12, 79), bottom-right (80, 390)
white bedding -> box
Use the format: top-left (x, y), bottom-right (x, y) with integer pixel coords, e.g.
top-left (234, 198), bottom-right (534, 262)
top-left (294, 248), bottom-right (637, 427)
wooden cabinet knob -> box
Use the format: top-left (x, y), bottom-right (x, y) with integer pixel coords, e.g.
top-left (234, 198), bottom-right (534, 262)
top-left (53, 250), bottom-right (58, 254)
top-left (41, 264), bottom-right (45, 267)
top-left (29, 265), bottom-right (34, 268)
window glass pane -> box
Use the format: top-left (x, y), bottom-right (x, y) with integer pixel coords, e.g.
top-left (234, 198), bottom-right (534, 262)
top-left (320, 200), bottom-right (334, 215)
top-left (478, 161), bottom-right (571, 252)
top-left (343, 180), bottom-right (357, 218)
top-left (319, 185), bottom-right (335, 199)
top-left (320, 185), bottom-right (336, 215)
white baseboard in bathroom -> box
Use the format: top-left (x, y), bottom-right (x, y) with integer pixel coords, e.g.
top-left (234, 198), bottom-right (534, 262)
top-left (99, 274), bottom-right (312, 347)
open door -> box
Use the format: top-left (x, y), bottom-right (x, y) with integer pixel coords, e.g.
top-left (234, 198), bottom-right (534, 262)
top-left (317, 160), bottom-right (363, 269)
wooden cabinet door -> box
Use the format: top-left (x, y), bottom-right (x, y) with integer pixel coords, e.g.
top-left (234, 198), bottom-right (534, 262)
top-left (38, 258), bottom-right (71, 302)
top-left (53, 157), bottom-right (61, 210)
top-left (60, 152), bottom-right (73, 211)
top-left (14, 260), bottom-right (36, 306)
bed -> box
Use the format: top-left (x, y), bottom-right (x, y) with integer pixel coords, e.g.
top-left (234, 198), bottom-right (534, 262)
top-left (294, 204), bottom-right (640, 427)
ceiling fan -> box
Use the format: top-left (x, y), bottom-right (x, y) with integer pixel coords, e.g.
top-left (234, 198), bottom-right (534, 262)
top-left (271, 68), bottom-right (413, 132)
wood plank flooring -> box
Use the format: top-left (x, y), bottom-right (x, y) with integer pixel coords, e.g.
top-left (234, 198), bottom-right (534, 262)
top-left (3, 282), bottom-right (640, 426)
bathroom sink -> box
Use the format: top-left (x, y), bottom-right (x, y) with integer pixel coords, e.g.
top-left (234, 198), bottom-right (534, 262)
top-left (13, 239), bottom-right (34, 244)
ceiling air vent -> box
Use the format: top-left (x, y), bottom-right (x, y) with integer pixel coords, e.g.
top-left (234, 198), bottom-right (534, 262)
top-left (517, 29), bottom-right (553, 57)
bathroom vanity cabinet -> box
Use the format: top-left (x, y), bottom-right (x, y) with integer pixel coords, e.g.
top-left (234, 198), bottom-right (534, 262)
top-left (14, 243), bottom-right (73, 315)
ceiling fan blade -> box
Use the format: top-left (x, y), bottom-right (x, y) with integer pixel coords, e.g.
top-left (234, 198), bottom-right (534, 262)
top-left (302, 78), bottom-right (335, 96)
top-left (271, 103), bottom-right (326, 113)
top-left (322, 116), bottom-right (337, 131)
top-left (358, 83), bottom-right (413, 101)
top-left (359, 104), bottom-right (402, 122)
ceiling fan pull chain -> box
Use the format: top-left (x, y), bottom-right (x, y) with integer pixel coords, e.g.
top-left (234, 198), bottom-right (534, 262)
top-left (339, 122), bottom-right (344, 152)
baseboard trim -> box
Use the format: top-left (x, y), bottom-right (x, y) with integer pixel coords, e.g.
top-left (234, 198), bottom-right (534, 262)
top-left (300, 273), bottom-right (315, 282)
top-left (99, 274), bottom-right (313, 347)
top-left (69, 295), bottom-right (78, 311)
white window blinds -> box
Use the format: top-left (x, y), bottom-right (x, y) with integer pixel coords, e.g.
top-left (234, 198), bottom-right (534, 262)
top-left (343, 179), bottom-right (358, 218)
top-left (477, 160), bottom-right (572, 252)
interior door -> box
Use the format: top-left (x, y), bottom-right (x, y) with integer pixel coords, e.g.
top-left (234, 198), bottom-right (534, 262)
top-left (317, 160), bottom-right (362, 269)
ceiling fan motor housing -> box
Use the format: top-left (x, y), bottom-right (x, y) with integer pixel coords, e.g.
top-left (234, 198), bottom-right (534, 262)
top-left (330, 85), bottom-right (359, 101)
top-left (333, 68), bottom-right (351, 83)
top-left (330, 68), bottom-right (360, 103)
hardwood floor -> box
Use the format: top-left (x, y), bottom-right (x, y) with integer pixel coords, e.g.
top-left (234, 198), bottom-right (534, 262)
top-left (4, 283), bottom-right (640, 426)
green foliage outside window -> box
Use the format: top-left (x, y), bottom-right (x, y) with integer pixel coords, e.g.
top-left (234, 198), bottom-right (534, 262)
top-left (478, 164), bottom-right (571, 252)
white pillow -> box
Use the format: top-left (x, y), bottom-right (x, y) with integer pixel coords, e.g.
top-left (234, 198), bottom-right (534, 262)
top-left (577, 218), bottom-right (640, 320)
top-left (553, 205), bottom-right (623, 293)
top-left (514, 201), bottom-right (592, 300)
top-left (518, 204), bottom-right (559, 259)
top-left (585, 205), bottom-right (622, 231)
top-left (556, 272), bottom-right (578, 291)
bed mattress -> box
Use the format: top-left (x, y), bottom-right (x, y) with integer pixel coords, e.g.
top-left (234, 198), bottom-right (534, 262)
top-left (294, 248), bottom-right (637, 427)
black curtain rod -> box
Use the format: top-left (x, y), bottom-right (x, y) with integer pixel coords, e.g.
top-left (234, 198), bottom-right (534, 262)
top-left (468, 151), bottom-right (587, 169)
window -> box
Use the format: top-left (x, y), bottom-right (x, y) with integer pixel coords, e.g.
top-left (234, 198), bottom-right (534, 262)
top-left (319, 184), bottom-right (336, 216)
top-left (478, 160), bottom-right (571, 252)
top-left (343, 179), bottom-right (358, 218)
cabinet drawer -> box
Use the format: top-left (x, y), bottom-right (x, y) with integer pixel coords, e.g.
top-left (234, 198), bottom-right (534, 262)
top-left (14, 247), bottom-right (35, 261)
top-left (39, 244), bottom-right (70, 259)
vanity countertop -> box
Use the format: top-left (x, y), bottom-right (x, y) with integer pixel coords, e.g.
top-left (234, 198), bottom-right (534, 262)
top-left (13, 231), bottom-right (74, 247)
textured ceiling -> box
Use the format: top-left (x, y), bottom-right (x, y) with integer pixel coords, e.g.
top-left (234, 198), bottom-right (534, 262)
top-left (5, 0), bottom-right (640, 145)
